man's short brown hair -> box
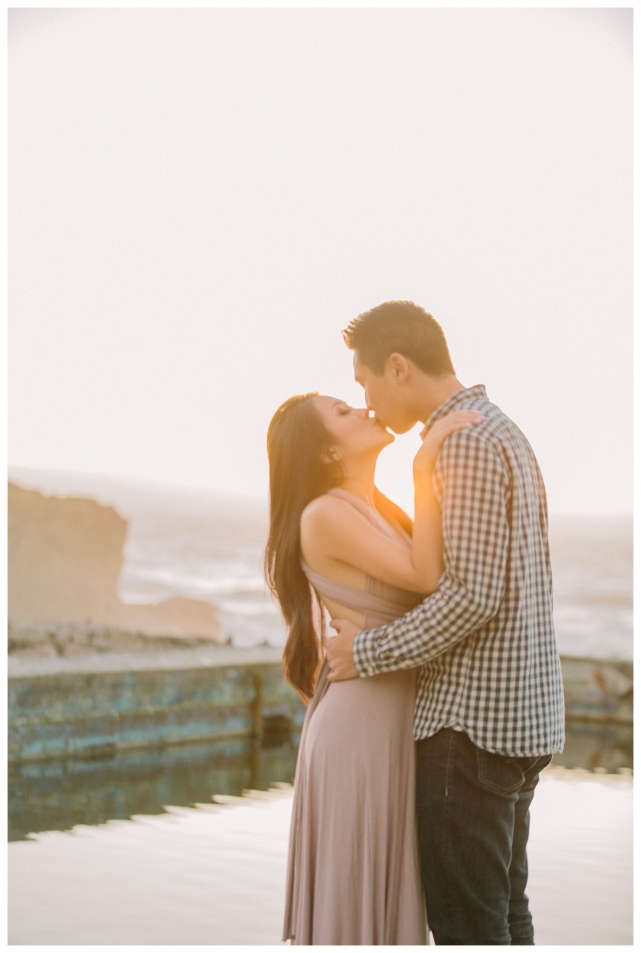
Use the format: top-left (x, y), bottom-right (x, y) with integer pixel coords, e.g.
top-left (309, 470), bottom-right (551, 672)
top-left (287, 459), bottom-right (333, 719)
top-left (342, 300), bottom-right (455, 377)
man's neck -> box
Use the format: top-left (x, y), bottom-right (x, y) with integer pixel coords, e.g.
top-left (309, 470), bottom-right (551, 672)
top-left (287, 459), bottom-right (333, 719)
top-left (415, 375), bottom-right (465, 424)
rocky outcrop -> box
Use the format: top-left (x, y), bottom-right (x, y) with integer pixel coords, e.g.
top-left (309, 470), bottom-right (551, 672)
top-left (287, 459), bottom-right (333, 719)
top-left (7, 620), bottom-right (228, 659)
top-left (8, 483), bottom-right (223, 649)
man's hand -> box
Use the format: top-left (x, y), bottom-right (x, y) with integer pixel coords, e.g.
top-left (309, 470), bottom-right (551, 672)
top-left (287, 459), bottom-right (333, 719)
top-left (324, 618), bottom-right (361, 682)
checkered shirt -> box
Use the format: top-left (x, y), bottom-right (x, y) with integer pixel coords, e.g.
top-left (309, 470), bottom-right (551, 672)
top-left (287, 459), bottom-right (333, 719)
top-left (353, 385), bottom-right (565, 756)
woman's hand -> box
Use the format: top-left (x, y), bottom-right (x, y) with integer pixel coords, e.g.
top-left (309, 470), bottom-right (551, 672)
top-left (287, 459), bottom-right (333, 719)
top-left (413, 410), bottom-right (485, 476)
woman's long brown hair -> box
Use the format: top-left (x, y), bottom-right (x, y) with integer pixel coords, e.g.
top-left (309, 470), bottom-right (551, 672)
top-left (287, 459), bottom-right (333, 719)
top-left (265, 393), bottom-right (412, 702)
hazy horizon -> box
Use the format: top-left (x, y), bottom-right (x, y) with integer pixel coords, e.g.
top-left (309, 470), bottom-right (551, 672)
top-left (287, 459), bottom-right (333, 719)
top-left (8, 465), bottom-right (633, 520)
top-left (9, 9), bottom-right (632, 516)
top-left (9, 462), bottom-right (633, 664)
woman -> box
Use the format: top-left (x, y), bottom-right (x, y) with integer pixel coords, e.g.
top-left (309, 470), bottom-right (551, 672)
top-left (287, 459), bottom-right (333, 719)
top-left (265, 392), bottom-right (483, 945)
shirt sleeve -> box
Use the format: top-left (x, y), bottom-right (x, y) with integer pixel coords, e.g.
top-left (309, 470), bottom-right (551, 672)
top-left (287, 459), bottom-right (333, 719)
top-left (353, 429), bottom-right (511, 676)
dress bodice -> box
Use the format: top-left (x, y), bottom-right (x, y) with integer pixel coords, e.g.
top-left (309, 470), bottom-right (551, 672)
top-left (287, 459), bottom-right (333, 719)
top-left (301, 488), bottom-right (424, 628)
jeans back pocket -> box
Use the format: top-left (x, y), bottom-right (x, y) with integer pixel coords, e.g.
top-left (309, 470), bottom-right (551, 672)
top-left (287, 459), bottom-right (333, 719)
top-left (476, 748), bottom-right (526, 794)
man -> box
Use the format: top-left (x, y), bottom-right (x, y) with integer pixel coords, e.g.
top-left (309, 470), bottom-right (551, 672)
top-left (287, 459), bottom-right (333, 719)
top-left (325, 300), bottom-right (565, 945)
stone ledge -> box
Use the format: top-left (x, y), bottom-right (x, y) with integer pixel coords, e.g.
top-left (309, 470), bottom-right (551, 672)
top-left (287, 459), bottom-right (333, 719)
top-left (8, 644), bottom-right (284, 678)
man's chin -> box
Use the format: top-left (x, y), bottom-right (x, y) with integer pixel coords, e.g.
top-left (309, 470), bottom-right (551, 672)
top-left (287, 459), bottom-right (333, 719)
top-left (387, 421), bottom-right (416, 435)
top-left (375, 412), bottom-right (417, 436)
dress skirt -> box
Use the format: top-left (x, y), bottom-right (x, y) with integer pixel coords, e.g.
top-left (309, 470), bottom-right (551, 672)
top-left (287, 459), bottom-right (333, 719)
top-left (283, 660), bottom-right (428, 945)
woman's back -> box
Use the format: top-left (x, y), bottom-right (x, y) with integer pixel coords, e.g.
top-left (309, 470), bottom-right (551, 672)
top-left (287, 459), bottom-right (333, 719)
top-left (283, 488), bottom-right (428, 945)
top-left (301, 487), bottom-right (423, 627)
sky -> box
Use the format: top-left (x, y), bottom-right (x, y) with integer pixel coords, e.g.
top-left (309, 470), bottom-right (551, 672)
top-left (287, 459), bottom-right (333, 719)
top-left (8, 8), bottom-right (632, 515)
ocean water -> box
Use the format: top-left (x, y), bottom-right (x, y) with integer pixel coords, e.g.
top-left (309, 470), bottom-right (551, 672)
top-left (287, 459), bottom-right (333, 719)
top-left (8, 468), bottom-right (633, 658)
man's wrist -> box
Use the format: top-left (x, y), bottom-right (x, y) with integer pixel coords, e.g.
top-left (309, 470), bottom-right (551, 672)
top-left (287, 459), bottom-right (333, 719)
top-left (352, 627), bottom-right (379, 677)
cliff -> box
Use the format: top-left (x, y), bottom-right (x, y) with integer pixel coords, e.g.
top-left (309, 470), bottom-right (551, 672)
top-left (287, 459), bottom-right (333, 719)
top-left (8, 483), bottom-right (223, 645)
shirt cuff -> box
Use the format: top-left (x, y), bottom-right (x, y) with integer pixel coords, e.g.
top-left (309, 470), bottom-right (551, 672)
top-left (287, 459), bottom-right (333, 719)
top-left (353, 627), bottom-right (380, 677)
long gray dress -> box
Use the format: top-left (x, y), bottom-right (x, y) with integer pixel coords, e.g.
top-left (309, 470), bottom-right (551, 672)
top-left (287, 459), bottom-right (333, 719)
top-left (283, 488), bottom-right (428, 945)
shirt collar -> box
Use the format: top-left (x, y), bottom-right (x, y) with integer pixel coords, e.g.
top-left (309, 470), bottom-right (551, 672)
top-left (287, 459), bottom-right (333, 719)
top-left (422, 384), bottom-right (488, 435)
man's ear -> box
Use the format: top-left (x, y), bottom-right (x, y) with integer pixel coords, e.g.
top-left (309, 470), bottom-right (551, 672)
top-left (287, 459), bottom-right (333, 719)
top-left (386, 352), bottom-right (412, 384)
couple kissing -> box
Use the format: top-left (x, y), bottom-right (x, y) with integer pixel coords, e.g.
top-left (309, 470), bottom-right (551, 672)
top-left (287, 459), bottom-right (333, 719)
top-left (265, 300), bottom-right (564, 945)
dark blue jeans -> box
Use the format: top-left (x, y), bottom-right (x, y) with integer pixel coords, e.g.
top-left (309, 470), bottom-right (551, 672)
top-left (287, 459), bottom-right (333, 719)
top-left (415, 728), bottom-right (552, 945)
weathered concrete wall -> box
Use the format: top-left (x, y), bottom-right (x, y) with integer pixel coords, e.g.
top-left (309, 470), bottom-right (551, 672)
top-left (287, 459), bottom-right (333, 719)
top-left (8, 647), bottom-right (305, 763)
top-left (7, 649), bottom-right (632, 764)
top-left (560, 656), bottom-right (632, 724)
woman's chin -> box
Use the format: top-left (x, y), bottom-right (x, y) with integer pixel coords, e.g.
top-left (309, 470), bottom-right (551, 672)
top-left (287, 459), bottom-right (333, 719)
top-left (372, 421), bottom-right (395, 446)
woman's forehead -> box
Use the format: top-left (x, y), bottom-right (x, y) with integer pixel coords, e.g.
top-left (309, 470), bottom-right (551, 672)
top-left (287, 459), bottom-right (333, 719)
top-left (313, 395), bottom-right (342, 413)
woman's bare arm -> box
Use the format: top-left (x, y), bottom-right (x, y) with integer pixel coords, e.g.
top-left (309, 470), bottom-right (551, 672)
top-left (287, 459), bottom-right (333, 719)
top-left (300, 410), bottom-right (484, 594)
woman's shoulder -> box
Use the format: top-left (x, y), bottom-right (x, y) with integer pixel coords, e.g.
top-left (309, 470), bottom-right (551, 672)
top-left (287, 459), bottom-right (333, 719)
top-left (302, 491), bottom-right (350, 521)
top-left (300, 491), bottom-right (362, 535)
